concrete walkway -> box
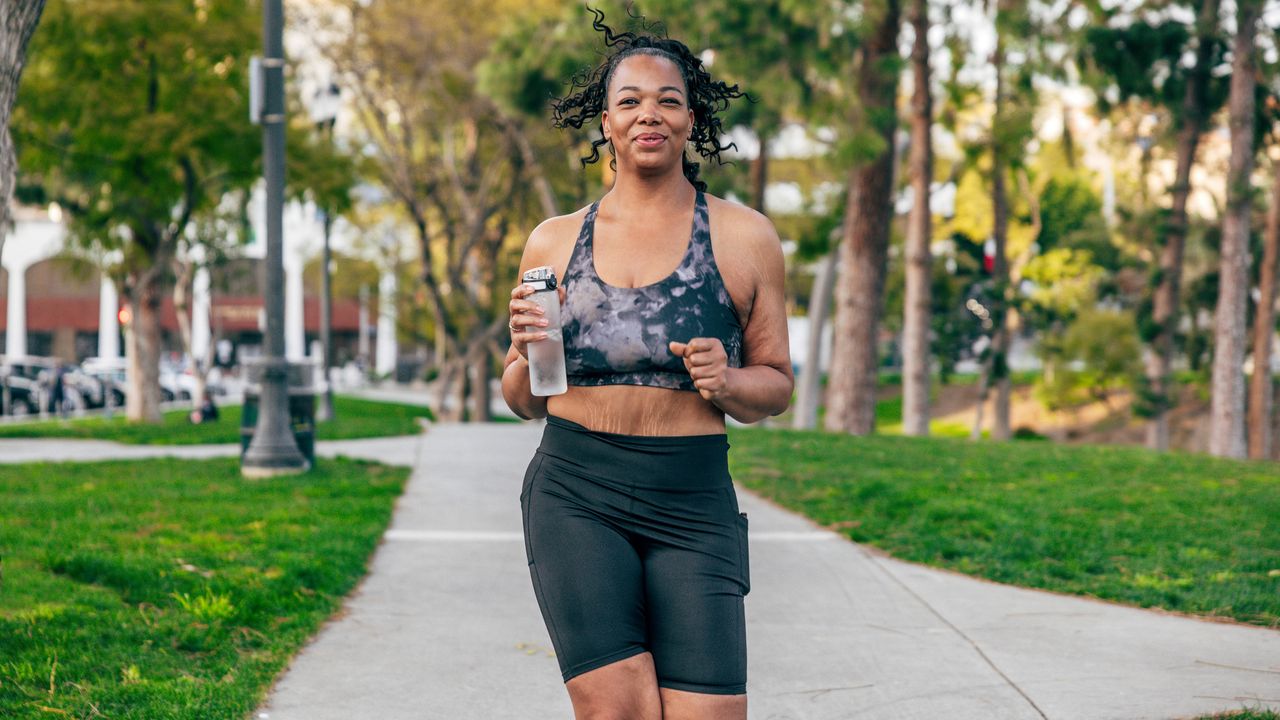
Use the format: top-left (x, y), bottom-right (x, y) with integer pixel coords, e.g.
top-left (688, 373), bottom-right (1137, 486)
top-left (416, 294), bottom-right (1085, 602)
top-left (253, 422), bottom-right (1279, 720)
top-left (6, 426), bottom-right (1279, 718)
top-left (0, 434), bottom-right (422, 467)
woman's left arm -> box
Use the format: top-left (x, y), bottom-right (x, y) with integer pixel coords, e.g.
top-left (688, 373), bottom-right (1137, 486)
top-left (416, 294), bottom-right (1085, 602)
top-left (669, 213), bottom-right (794, 424)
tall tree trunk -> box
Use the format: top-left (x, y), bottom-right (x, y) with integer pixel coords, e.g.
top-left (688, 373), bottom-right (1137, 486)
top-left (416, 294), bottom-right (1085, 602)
top-left (825, 0), bottom-right (901, 435)
top-left (794, 250), bottom-right (838, 429)
top-left (1248, 158), bottom-right (1280, 459)
top-left (435, 359), bottom-right (461, 422)
top-left (0, 1), bottom-right (46, 266)
top-left (750, 130), bottom-right (769, 215)
top-left (975, 17), bottom-right (1011, 441)
top-left (472, 345), bottom-right (492, 422)
top-left (1208, 0), bottom-right (1260, 459)
top-left (1145, 0), bottom-right (1219, 452)
top-left (902, 0), bottom-right (933, 437)
top-left (125, 278), bottom-right (163, 423)
top-left (172, 259), bottom-right (211, 409)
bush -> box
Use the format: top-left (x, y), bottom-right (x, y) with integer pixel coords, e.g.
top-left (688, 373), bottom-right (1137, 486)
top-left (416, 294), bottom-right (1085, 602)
top-left (1035, 308), bottom-right (1143, 412)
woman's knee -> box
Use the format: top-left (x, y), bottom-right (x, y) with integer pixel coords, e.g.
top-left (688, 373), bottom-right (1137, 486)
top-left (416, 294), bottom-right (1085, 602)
top-left (658, 686), bottom-right (747, 720)
top-left (565, 652), bottom-right (662, 720)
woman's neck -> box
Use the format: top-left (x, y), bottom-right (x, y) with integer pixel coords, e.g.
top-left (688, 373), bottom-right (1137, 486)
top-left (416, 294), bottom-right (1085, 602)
top-left (606, 164), bottom-right (694, 216)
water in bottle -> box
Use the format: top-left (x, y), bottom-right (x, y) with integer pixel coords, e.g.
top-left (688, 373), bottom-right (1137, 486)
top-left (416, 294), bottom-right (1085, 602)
top-left (523, 266), bottom-right (567, 396)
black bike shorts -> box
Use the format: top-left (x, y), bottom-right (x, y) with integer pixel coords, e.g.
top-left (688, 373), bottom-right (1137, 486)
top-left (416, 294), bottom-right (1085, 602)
top-left (519, 414), bottom-right (750, 695)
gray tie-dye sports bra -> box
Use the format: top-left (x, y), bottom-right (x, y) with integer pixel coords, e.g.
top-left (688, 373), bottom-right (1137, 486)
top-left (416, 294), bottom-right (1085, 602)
top-left (560, 190), bottom-right (743, 392)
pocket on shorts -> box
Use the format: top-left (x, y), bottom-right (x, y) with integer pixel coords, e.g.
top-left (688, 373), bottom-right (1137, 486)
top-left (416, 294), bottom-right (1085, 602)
top-left (735, 511), bottom-right (751, 596)
top-left (521, 454), bottom-right (546, 566)
top-left (520, 452), bottom-right (545, 503)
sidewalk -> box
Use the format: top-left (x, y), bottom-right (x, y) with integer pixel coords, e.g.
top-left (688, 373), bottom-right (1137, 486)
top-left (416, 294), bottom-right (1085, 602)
top-left (0, 435), bottom-right (420, 466)
top-left (243, 421), bottom-right (1280, 720)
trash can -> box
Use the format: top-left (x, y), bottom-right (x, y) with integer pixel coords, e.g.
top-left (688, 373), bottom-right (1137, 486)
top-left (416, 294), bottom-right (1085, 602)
top-left (239, 361), bottom-right (316, 464)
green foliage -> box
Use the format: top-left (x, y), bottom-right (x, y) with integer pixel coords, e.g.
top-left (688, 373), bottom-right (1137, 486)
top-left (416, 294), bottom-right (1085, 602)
top-left (882, 229), bottom-right (987, 385)
top-left (13, 0), bottom-right (261, 256)
top-left (0, 456), bottom-right (408, 717)
top-left (1037, 176), bottom-right (1113, 263)
top-left (728, 426), bottom-right (1280, 628)
top-left (1020, 247), bottom-right (1104, 318)
top-left (1034, 308), bottom-right (1143, 412)
top-left (1194, 710), bottom-right (1280, 720)
top-left (1083, 22), bottom-right (1195, 112)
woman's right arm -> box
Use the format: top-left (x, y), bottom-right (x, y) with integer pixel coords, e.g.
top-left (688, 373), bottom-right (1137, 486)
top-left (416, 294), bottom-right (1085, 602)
top-left (501, 223), bottom-right (559, 420)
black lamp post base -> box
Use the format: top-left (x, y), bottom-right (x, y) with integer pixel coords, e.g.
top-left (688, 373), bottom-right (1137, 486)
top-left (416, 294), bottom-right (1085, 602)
top-left (242, 443), bottom-right (309, 478)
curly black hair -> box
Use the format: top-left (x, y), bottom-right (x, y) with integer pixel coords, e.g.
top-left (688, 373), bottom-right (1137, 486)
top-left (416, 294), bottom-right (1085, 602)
top-left (551, 7), bottom-right (746, 192)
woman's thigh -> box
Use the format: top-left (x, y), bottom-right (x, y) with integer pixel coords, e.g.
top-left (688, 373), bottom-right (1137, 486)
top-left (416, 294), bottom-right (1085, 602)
top-left (642, 537), bottom-right (748, 695)
top-left (637, 488), bottom-right (750, 696)
top-left (523, 460), bottom-right (649, 682)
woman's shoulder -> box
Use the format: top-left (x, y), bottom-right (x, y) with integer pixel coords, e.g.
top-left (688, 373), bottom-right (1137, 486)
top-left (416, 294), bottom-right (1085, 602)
top-left (703, 193), bottom-right (781, 250)
top-left (525, 205), bottom-right (593, 250)
top-left (520, 204), bottom-right (595, 270)
top-left (528, 204), bottom-right (594, 245)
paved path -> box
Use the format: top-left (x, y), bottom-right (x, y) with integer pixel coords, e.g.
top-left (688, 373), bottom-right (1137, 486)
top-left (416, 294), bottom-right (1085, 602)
top-left (6, 426), bottom-right (1279, 718)
top-left (254, 422), bottom-right (1280, 720)
top-left (0, 435), bottom-right (423, 467)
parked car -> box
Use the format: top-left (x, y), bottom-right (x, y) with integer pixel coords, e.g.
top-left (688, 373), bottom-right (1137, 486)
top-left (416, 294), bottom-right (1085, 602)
top-left (82, 356), bottom-right (183, 404)
top-left (0, 354), bottom-right (93, 413)
top-left (0, 369), bottom-right (39, 416)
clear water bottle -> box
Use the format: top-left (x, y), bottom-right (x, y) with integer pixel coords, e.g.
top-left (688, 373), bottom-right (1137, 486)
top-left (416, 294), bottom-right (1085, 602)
top-left (523, 266), bottom-right (567, 396)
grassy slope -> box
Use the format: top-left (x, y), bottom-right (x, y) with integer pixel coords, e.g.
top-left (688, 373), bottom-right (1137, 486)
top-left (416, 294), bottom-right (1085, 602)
top-left (727, 426), bottom-right (1280, 628)
top-left (0, 395), bottom-right (433, 445)
top-left (0, 457), bottom-right (408, 718)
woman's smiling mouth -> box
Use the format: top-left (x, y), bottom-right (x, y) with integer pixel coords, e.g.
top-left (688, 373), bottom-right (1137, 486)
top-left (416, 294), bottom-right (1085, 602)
top-left (634, 133), bottom-right (666, 147)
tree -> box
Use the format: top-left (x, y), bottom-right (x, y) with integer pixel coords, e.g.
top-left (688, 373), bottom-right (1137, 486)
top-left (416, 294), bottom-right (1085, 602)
top-left (971, 0), bottom-right (1041, 442)
top-left (901, 0), bottom-right (933, 436)
top-left (1249, 152), bottom-right (1280, 459)
top-left (1081, 0), bottom-right (1227, 451)
top-left (13, 0), bottom-right (260, 422)
top-left (1208, 0), bottom-right (1262, 459)
top-left (305, 0), bottom-right (560, 422)
top-left (0, 1), bottom-right (46, 266)
top-left (825, 0), bottom-right (901, 435)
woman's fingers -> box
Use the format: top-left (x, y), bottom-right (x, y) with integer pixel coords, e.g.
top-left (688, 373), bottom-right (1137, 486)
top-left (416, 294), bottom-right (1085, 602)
top-left (510, 311), bottom-right (549, 328)
top-left (686, 362), bottom-right (726, 381)
top-left (669, 338), bottom-right (725, 365)
top-left (509, 283), bottom-right (552, 359)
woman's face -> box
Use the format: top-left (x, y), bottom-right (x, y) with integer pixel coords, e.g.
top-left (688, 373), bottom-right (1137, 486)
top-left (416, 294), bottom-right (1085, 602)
top-left (601, 53), bottom-right (694, 177)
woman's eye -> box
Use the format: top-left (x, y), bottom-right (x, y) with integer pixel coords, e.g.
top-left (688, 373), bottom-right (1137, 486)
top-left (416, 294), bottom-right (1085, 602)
top-left (662, 98), bottom-right (681, 105)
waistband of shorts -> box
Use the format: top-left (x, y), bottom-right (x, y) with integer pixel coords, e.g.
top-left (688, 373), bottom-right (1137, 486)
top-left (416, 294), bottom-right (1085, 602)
top-left (538, 414), bottom-right (730, 490)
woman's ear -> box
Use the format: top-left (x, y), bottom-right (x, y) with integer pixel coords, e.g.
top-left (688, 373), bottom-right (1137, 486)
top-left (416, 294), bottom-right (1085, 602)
top-left (601, 112), bottom-right (611, 141)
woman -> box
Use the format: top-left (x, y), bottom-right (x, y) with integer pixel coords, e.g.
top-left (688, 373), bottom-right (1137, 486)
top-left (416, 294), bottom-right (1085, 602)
top-left (501, 11), bottom-right (792, 720)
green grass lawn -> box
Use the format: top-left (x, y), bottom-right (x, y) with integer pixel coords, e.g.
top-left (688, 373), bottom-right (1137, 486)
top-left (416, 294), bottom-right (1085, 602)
top-left (727, 427), bottom-right (1280, 628)
top-left (0, 456), bottom-right (408, 718)
top-left (0, 395), bottom-right (433, 445)
top-left (871, 391), bottom-right (984, 438)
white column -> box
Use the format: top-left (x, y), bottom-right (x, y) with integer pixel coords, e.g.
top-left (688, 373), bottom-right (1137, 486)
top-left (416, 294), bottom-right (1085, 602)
top-left (5, 264), bottom-right (26, 356)
top-left (284, 258), bottom-right (305, 361)
top-left (357, 284), bottom-right (370, 365)
top-left (376, 269), bottom-right (397, 377)
top-left (98, 275), bottom-right (120, 360)
top-left (192, 266), bottom-right (211, 364)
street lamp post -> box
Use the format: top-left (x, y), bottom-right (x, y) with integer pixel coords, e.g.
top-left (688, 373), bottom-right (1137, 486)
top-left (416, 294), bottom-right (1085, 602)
top-left (316, 208), bottom-right (335, 421)
top-left (312, 81), bottom-right (339, 423)
top-left (243, 0), bottom-right (307, 478)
